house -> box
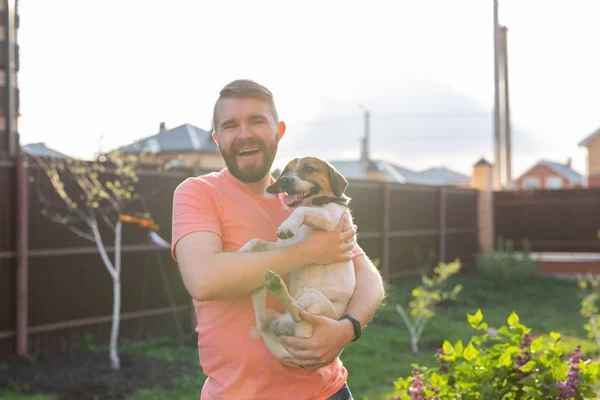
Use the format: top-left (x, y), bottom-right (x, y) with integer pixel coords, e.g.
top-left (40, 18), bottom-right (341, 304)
top-left (514, 159), bottom-right (584, 190)
top-left (579, 127), bottom-right (600, 187)
top-left (21, 142), bottom-right (69, 159)
top-left (328, 158), bottom-right (472, 187)
top-left (112, 122), bottom-right (224, 171)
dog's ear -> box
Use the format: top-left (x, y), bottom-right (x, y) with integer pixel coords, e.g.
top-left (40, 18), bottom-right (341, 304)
top-left (327, 161), bottom-right (348, 197)
top-left (267, 163), bottom-right (290, 194)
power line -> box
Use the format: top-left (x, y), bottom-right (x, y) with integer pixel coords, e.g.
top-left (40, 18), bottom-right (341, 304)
top-left (301, 112), bottom-right (491, 126)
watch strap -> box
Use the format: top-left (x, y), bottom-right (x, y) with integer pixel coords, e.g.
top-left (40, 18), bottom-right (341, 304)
top-left (341, 314), bottom-right (362, 342)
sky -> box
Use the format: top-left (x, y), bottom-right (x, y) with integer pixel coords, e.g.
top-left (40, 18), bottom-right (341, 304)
top-left (16, 0), bottom-right (600, 181)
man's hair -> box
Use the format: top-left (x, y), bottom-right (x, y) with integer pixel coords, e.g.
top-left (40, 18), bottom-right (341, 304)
top-left (212, 79), bottom-right (279, 132)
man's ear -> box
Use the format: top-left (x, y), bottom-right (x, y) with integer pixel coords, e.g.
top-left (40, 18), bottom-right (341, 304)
top-left (212, 131), bottom-right (218, 145)
top-left (277, 121), bottom-right (286, 140)
top-left (327, 162), bottom-right (348, 197)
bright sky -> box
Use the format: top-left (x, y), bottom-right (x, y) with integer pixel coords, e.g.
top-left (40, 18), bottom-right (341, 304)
top-left (17, 0), bottom-right (600, 179)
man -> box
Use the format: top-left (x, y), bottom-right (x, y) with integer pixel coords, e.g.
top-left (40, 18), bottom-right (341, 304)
top-left (172, 79), bottom-right (385, 400)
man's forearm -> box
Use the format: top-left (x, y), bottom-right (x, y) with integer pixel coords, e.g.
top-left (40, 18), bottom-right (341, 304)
top-left (191, 243), bottom-right (311, 301)
top-left (344, 255), bottom-right (385, 330)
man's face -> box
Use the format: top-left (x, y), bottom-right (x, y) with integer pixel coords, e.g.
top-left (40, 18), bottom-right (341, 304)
top-left (213, 97), bottom-right (281, 183)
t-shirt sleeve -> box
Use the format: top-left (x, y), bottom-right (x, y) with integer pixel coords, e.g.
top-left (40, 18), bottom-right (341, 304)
top-left (171, 179), bottom-right (222, 261)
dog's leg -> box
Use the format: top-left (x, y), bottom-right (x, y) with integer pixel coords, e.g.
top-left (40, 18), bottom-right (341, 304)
top-left (264, 270), bottom-right (303, 323)
top-left (251, 286), bottom-right (269, 332)
top-left (277, 207), bottom-right (337, 239)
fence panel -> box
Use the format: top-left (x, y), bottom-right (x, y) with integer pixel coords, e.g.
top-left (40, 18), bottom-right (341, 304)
top-left (494, 188), bottom-right (600, 252)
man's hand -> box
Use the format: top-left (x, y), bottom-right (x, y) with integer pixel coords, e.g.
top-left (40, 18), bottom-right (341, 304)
top-left (278, 309), bottom-right (354, 370)
top-left (298, 214), bottom-right (356, 266)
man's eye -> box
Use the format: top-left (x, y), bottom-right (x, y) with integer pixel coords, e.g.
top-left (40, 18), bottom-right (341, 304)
top-left (251, 120), bottom-right (265, 125)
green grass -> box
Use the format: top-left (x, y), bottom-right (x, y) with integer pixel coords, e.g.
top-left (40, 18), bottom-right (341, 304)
top-left (2, 269), bottom-right (597, 400)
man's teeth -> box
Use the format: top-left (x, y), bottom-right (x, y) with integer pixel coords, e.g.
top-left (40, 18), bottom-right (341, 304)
top-left (238, 148), bottom-right (259, 155)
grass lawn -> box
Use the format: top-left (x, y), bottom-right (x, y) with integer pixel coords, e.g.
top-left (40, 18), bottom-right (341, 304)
top-left (1, 268), bottom-right (597, 400)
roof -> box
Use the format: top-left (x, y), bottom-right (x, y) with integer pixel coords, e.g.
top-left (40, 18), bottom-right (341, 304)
top-left (329, 158), bottom-right (471, 186)
top-left (518, 160), bottom-right (584, 184)
top-left (21, 142), bottom-right (69, 159)
top-left (415, 167), bottom-right (472, 186)
top-left (474, 158), bottom-right (492, 167)
top-left (114, 123), bottom-right (219, 155)
top-left (579, 127), bottom-right (600, 147)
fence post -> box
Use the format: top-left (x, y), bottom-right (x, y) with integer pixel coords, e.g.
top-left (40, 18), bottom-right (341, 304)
top-left (439, 187), bottom-right (447, 264)
top-left (381, 182), bottom-right (390, 284)
top-left (16, 155), bottom-right (29, 356)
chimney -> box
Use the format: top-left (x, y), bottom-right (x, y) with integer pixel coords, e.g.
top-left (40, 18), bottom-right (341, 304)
top-left (471, 158), bottom-right (493, 191)
top-left (159, 122), bottom-right (167, 132)
top-left (566, 157), bottom-right (572, 167)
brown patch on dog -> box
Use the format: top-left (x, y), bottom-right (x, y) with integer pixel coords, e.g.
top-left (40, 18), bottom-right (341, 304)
top-left (267, 157), bottom-right (348, 205)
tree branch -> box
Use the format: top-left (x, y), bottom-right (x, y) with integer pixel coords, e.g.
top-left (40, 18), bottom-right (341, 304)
top-left (115, 220), bottom-right (122, 276)
top-left (67, 225), bottom-right (95, 242)
top-left (396, 303), bottom-right (416, 336)
top-left (90, 220), bottom-right (117, 280)
top-left (102, 213), bottom-right (116, 231)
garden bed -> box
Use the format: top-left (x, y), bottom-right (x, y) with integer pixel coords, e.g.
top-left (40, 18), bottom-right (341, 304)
top-left (0, 347), bottom-right (201, 400)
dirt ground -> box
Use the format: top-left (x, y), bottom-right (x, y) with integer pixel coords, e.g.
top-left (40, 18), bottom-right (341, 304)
top-left (0, 348), bottom-right (200, 400)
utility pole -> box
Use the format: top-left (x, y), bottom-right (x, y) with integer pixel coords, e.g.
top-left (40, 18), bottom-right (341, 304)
top-left (357, 103), bottom-right (370, 163)
top-left (493, 0), bottom-right (502, 190)
top-left (499, 26), bottom-right (513, 189)
top-left (6, 0), bottom-right (18, 158)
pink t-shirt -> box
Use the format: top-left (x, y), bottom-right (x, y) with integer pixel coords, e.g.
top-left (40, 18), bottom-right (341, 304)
top-left (171, 168), bottom-right (363, 400)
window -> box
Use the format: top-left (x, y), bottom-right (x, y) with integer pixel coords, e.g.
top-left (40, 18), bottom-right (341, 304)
top-left (523, 177), bottom-right (540, 189)
top-left (546, 176), bottom-right (563, 189)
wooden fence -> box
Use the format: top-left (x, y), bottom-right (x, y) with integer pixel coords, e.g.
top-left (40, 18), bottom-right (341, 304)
top-left (494, 187), bottom-right (600, 253)
top-left (0, 158), bottom-right (479, 358)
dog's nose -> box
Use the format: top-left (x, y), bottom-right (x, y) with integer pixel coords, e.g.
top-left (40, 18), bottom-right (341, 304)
top-left (278, 175), bottom-right (295, 191)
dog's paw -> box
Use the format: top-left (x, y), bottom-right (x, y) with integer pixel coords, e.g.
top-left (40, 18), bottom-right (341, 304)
top-left (276, 228), bottom-right (295, 240)
top-left (265, 270), bottom-right (282, 292)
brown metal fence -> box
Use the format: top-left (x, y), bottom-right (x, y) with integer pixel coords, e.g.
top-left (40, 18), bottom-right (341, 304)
top-left (494, 188), bottom-right (600, 253)
top-left (0, 159), bottom-right (479, 358)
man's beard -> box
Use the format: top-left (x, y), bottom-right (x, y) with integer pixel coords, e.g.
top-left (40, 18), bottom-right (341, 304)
top-left (221, 137), bottom-right (278, 183)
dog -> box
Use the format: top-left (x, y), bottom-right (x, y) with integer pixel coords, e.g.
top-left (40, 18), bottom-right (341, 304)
top-left (238, 156), bottom-right (357, 361)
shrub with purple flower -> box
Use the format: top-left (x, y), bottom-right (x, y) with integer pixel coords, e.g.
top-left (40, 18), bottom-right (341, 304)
top-left (392, 311), bottom-right (600, 399)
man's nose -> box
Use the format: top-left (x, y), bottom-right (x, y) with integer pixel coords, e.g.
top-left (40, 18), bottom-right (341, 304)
top-left (238, 122), bottom-right (251, 137)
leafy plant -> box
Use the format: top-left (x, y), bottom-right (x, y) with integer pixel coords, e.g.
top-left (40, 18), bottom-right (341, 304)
top-left (475, 236), bottom-right (539, 286)
top-left (577, 274), bottom-right (600, 349)
top-left (396, 259), bottom-right (462, 354)
top-left (393, 310), bottom-right (600, 399)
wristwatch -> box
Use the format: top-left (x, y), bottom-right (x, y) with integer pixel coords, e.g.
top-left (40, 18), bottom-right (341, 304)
top-left (341, 314), bottom-right (362, 342)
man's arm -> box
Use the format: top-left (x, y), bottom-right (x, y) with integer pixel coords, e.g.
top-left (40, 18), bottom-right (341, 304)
top-left (278, 254), bottom-right (385, 369)
top-left (342, 253), bottom-right (386, 331)
top-left (175, 217), bottom-right (356, 302)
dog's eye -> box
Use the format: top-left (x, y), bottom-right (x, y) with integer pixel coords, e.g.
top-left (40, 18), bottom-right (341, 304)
top-left (303, 165), bottom-right (317, 172)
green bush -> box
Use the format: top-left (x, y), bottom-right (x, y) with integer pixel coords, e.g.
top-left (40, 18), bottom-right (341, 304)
top-left (393, 310), bottom-right (600, 399)
top-left (475, 237), bottom-right (539, 285)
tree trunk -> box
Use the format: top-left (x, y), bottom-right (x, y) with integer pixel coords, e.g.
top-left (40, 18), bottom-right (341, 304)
top-left (411, 335), bottom-right (419, 354)
top-left (110, 278), bottom-right (121, 370)
top-left (109, 221), bottom-right (122, 370)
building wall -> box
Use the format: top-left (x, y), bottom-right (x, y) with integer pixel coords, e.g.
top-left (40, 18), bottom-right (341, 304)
top-left (515, 165), bottom-right (581, 190)
top-left (588, 174), bottom-right (600, 188)
top-left (471, 165), bottom-right (492, 191)
top-left (587, 135), bottom-right (600, 184)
